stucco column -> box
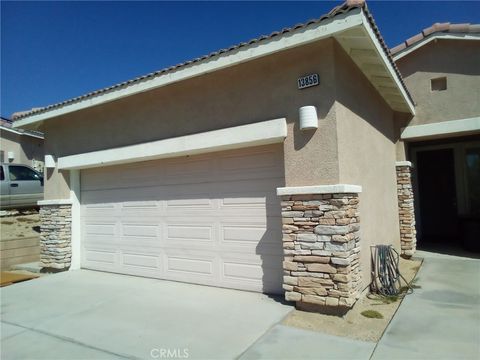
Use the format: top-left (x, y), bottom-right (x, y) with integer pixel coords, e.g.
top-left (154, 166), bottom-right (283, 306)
top-left (396, 161), bottom-right (417, 257)
top-left (38, 199), bottom-right (73, 271)
top-left (277, 185), bottom-right (363, 312)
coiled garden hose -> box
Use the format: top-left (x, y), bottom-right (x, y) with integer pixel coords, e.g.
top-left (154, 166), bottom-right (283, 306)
top-left (370, 245), bottom-right (413, 297)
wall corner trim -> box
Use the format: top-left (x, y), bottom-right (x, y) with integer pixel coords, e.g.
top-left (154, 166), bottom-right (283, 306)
top-left (276, 184), bottom-right (362, 196)
top-left (58, 118), bottom-right (287, 170)
top-left (38, 199), bottom-right (73, 206)
top-left (395, 161), bottom-right (413, 167)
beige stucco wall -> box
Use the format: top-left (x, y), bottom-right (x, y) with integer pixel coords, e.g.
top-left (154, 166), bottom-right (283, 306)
top-left (0, 129), bottom-right (44, 167)
top-left (393, 111), bottom-right (411, 161)
top-left (393, 39), bottom-right (480, 161)
top-left (43, 38), bottom-right (341, 199)
top-left (396, 40), bottom-right (480, 126)
top-left (39, 37), bottom-right (404, 288)
top-left (334, 43), bottom-right (400, 287)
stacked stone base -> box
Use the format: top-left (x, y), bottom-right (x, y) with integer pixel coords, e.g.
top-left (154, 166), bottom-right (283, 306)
top-left (39, 204), bottom-right (72, 270)
top-left (396, 163), bottom-right (417, 257)
top-left (281, 192), bottom-right (362, 311)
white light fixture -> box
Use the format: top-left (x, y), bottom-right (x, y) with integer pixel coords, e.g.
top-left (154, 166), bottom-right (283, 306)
top-left (45, 155), bottom-right (56, 169)
top-left (299, 106), bottom-right (318, 131)
top-left (7, 151), bottom-right (14, 162)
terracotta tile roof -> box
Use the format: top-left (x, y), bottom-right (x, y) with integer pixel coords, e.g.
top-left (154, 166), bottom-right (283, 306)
top-left (14, 0), bottom-right (411, 120)
top-left (391, 22), bottom-right (480, 55)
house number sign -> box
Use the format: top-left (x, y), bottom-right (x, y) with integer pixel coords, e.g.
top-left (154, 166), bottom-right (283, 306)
top-left (297, 73), bottom-right (319, 89)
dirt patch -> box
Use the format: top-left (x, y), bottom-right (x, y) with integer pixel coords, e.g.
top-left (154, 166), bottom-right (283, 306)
top-left (282, 256), bottom-right (423, 342)
top-left (0, 213), bottom-right (41, 240)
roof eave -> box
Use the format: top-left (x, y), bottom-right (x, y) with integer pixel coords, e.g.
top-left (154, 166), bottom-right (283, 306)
top-left (0, 125), bottom-right (44, 139)
top-left (334, 9), bottom-right (415, 114)
top-left (360, 10), bottom-right (415, 114)
top-left (392, 33), bottom-right (480, 60)
top-left (14, 5), bottom-right (415, 129)
top-left (14, 9), bottom-right (365, 129)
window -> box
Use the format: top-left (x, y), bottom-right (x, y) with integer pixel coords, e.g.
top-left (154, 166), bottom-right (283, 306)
top-left (0, 166), bottom-right (4, 181)
top-left (431, 77), bottom-right (447, 91)
top-left (8, 165), bottom-right (41, 181)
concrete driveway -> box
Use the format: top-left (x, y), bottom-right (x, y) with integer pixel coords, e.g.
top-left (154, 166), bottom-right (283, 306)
top-left (240, 250), bottom-right (480, 360)
top-left (372, 250), bottom-right (480, 360)
top-left (1, 270), bottom-right (291, 360)
top-left (2, 250), bottom-right (479, 360)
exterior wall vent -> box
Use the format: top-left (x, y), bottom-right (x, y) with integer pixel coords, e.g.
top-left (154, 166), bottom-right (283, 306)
top-left (431, 77), bottom-right (447, 91)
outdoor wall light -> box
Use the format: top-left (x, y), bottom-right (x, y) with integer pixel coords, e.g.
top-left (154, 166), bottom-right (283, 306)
top-left (45, 154), bottom-right (56, 169)
top-left (299, 106), bottom-right (318, 131)
top-left (7, 151), bottom-right (14, 162)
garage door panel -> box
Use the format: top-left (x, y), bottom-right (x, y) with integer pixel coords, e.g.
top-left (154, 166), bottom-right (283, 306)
top-left (220, 253), bottom-right (283, 293)
top-left (82, 187), bottom-right (163, 205)
top-left (82, 160), bottom-right (216, 191)
top-left (83, 249), bottom-right (117, 265)
top-left (121, 224), bottom-right (161, 238)
top-left (164, 158), bottom-right (213, 177)
top-left (218, 150), bottom-right (283, 180)
top-left (83, 236), bottom-right (120, 251)
top-left (84, 223), bottom-right (117, 237)
top-left (221, 225), bottom-right (267, 243)
top-left (165, 197), bottom-right (213, 209)
top-left (81, 201), bottom-right (116, 210)
top-left (121, 201), bottom-right (159, 209)
top-left (167, 256), bottom-right (215, 276)
top-left (220, 224), bottom-right (282, 249)
top-left (222, 261), bottom-right (264, 281)
top-left (81, 145), bottom-right (284, 293)
top-left (166, 224), bottom-right (214, 242)
top-left (122, 253), bottom-right (161, 269)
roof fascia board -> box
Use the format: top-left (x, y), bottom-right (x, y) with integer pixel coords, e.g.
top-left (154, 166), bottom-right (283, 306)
top-left (57, 118), bottom-right (287, 170)
top-left (1, 126), bottom-right (22, 135)
top-left (393, 34), bottom-right (480, 60)
top-left (359, 11), bottom-right (416, 115)
top-left (0, 125), bottom-right (44, 139)
top-left (14, 10), bottom-right (364, 129)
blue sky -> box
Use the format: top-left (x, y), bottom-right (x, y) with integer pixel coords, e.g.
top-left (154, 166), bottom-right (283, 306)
top-left (1, 1), bottom-right (478, 118)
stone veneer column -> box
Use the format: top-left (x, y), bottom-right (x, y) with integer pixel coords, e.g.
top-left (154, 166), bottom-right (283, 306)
top-left (396, 161), bottom-right (417, 258)
top-left (39, 201), bottom-right (72, 270)
top-left (278, 185), bottom-right (363, 311)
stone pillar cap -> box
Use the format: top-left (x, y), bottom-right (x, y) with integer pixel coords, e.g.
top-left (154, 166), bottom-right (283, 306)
top-left (277, 184), bottom-right (362, 196)
top-left (395, 161), bottom-right (413, 167)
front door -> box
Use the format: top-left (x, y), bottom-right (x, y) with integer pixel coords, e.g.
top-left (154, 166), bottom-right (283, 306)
top-left (416, 148), bottom-right (458, 244)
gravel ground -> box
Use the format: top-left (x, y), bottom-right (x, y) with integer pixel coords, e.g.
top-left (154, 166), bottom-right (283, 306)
top-left (283, 256), bottom-right (423, 342)
top-left (0, 212), bottom-right (41, 240)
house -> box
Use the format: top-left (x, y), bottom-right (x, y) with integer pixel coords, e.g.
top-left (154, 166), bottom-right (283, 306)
top-left (391, 23), bottom-right (480, 252)
top-left (0, 116), bottom-right (44, 171)
top-left (11, 0), bottom-right (480, 311)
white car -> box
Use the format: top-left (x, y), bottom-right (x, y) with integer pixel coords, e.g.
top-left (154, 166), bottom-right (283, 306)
top-left (0, 163), bottom-right (44, 209)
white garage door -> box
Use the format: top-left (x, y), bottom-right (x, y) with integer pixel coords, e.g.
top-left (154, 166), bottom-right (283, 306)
top-left (80, 145), bottom-right (284, 294)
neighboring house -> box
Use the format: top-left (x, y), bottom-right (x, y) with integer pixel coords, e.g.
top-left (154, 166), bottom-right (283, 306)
top-left (391, 23), bottom-right (480, 252)
top-left (11, 0), bottom-right (480, 312)
top-left (0, 116), bottom-right (45, 172)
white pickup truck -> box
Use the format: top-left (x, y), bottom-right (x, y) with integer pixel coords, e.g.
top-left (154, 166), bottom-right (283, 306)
top-left (0, 163), bottom-right (44, 209)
